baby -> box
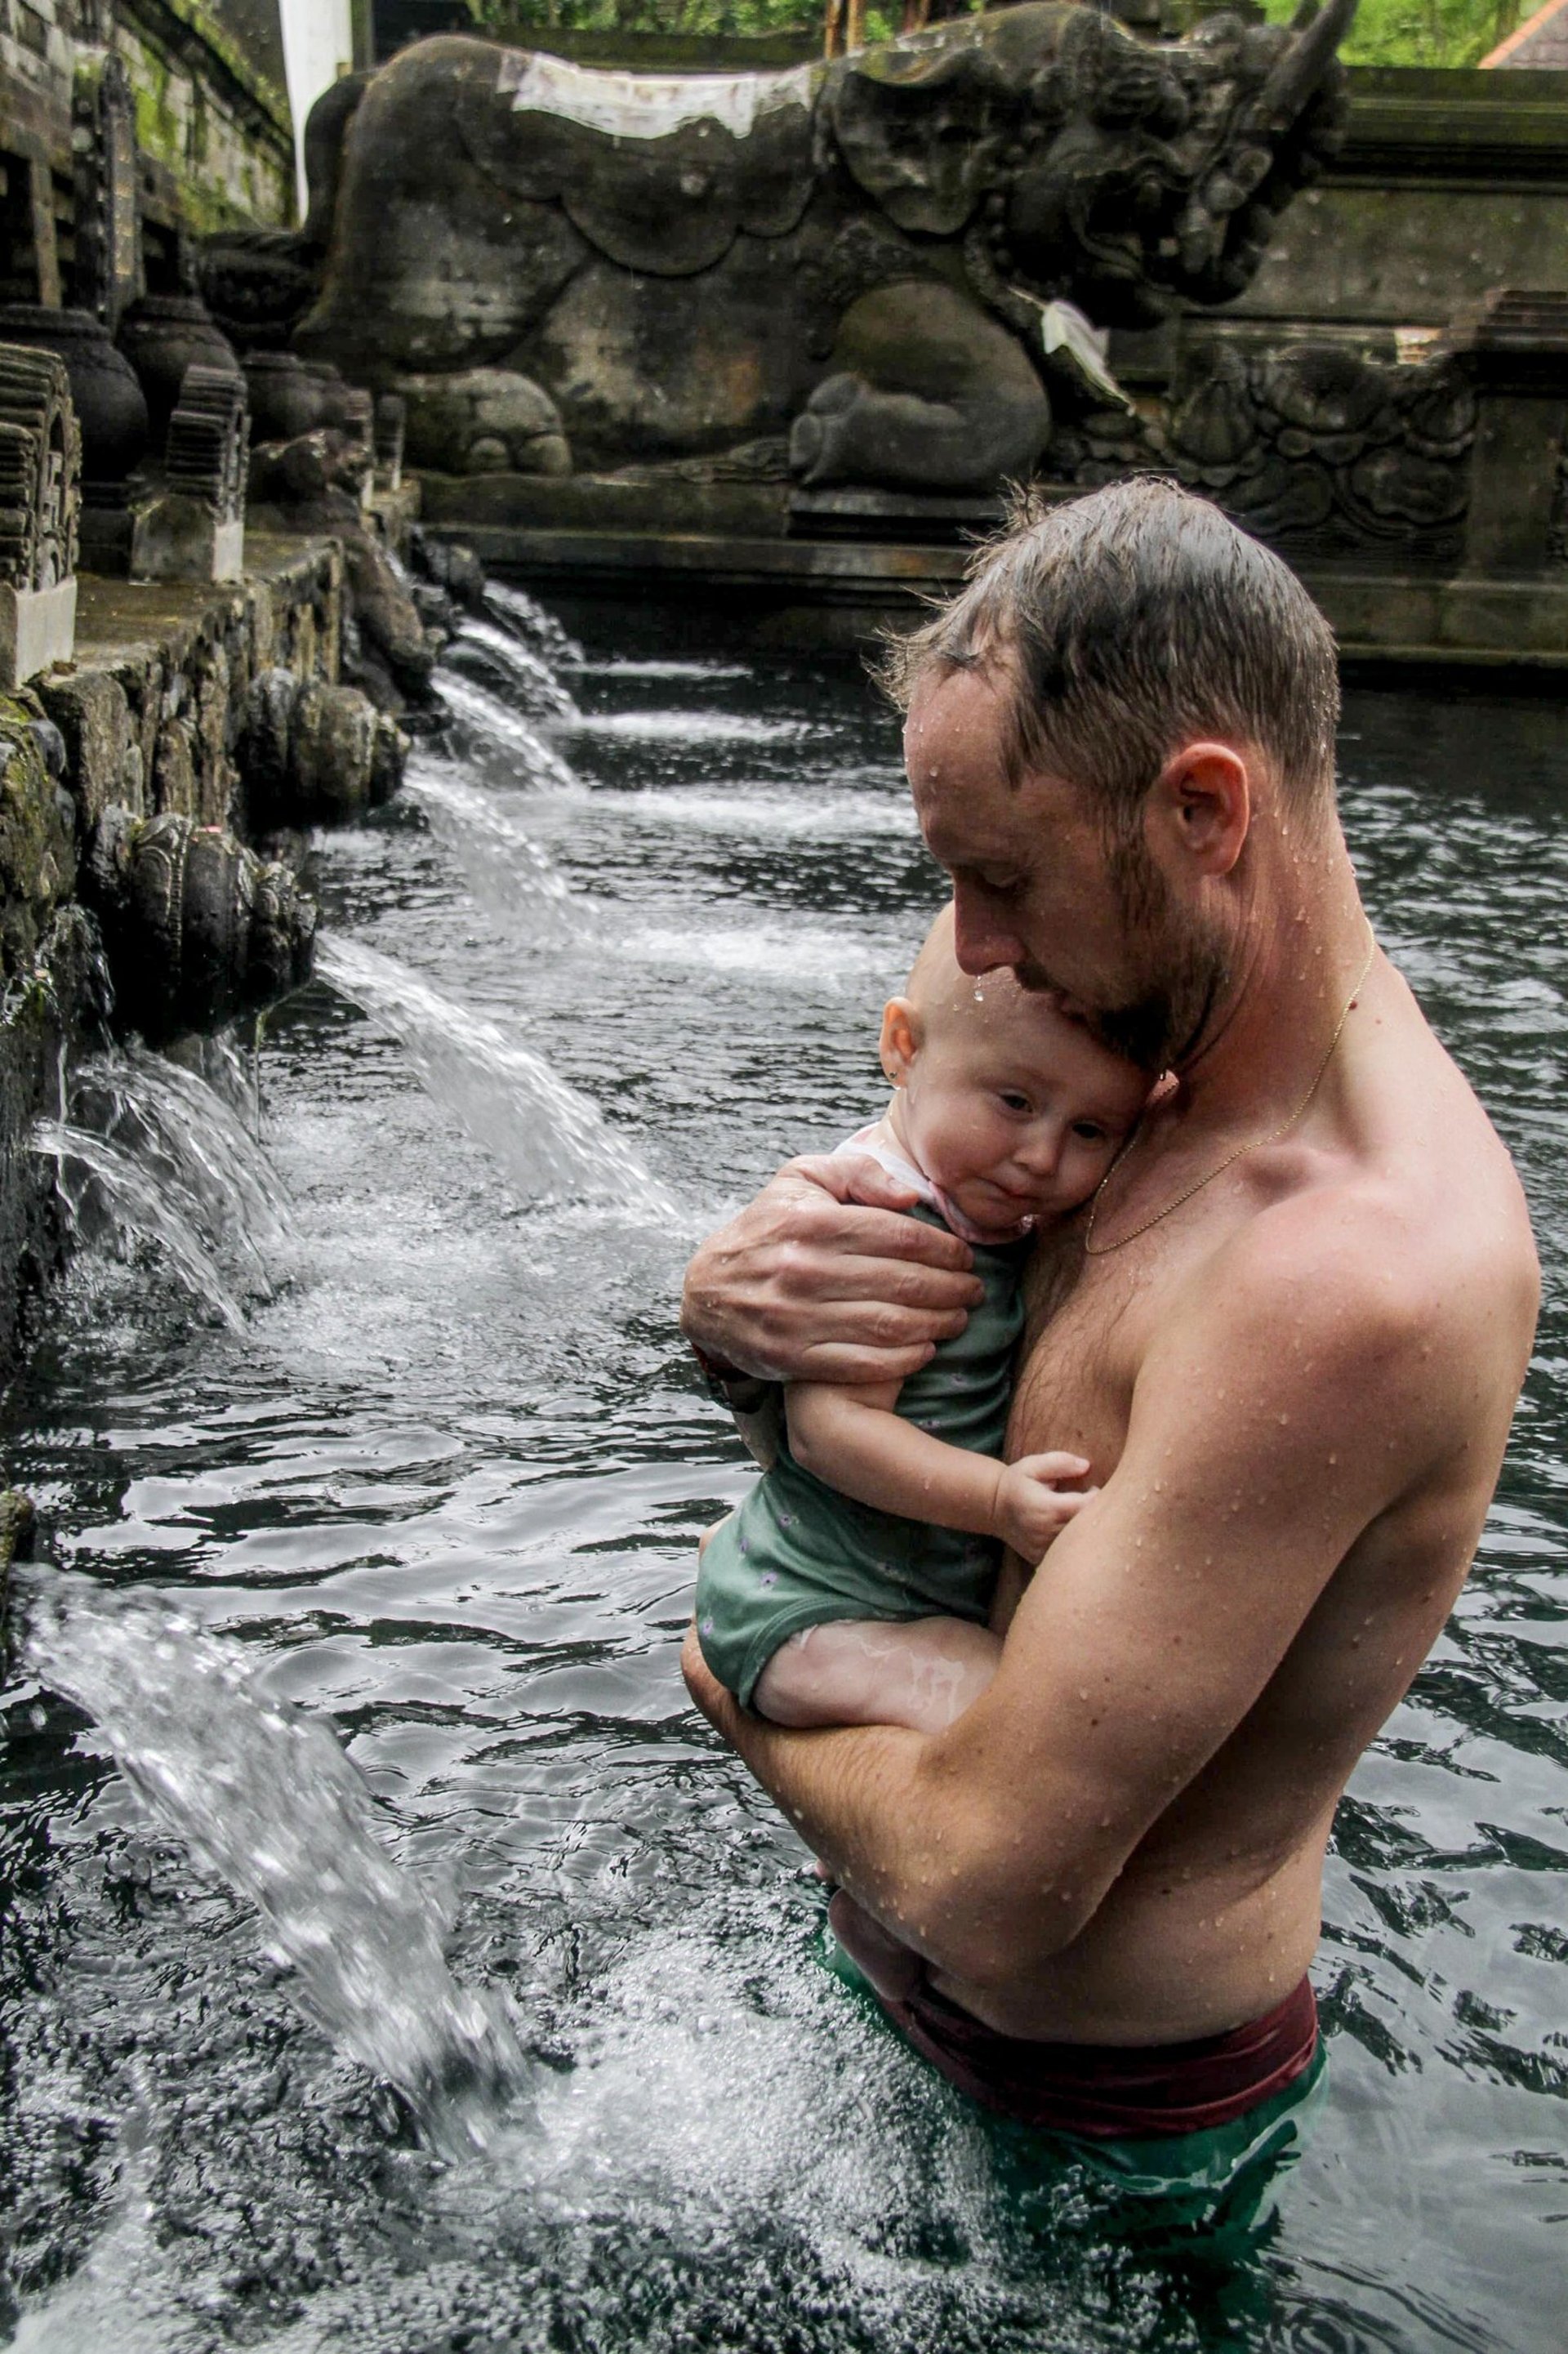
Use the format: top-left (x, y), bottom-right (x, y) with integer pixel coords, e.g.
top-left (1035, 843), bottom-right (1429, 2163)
top-left (695, 905), bottom-right (1152, 1739)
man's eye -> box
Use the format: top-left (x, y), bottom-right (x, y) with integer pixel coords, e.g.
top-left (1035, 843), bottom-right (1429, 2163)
top-left (1071, 1121), bottom-right (1107, 1142)
top-left (1000, 1092), bottom-right (1032, 1113)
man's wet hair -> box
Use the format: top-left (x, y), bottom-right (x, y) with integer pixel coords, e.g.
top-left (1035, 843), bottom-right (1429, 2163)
top-left (878, 478), bottom-right (1340, 818)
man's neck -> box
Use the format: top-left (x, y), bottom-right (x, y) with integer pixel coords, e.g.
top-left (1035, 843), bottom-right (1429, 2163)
top-left (1164, 828), bottom-right (1371, 1138)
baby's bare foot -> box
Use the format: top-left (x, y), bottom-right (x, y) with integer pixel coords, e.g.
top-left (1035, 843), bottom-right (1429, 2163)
top-left (828, 1888), bottom-right (924, 2004)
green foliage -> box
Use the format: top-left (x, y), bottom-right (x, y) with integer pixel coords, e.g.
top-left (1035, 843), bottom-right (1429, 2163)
top-left (471, 0), bottom-right (1530, 69)
top-left (469, 0), bottom-right (830, 33)
top-left (1258, 0), bottom-right (1528, 68)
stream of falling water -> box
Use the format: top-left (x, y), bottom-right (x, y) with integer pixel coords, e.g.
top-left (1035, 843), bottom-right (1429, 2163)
top-left (1, 593), bottom-right (1563, 2354)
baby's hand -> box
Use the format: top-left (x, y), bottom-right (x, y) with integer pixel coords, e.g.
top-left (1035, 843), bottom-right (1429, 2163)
top-left (992, 1452), bottom-right (1096, 1566)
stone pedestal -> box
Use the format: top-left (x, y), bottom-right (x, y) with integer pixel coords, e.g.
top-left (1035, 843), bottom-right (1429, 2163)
top-left (0, 579), bottom-right (78, 689)
top-left (130, 497), bottom-right (243, 586)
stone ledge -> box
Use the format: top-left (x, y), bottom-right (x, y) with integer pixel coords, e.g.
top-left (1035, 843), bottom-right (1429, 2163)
top-left (421, 521), bottom-right (1568, 673)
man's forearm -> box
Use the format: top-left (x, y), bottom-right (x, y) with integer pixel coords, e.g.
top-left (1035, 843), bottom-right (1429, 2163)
top-left (683, 1631), bottom-right (976, 1970)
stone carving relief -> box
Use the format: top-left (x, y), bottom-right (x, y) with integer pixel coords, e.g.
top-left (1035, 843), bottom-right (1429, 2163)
top-left (0, 345), bottom-right (81, 688)
top-left (73, 47), bottom-right (140, 331)
top-left (1051, 338), bottom-right (1478, 564)
top-left (87, 805), bottom-right (317, 1041)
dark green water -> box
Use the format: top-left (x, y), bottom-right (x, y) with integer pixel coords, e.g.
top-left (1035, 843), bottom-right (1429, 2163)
top-left (0, 609), bottom-right (1562, 2352)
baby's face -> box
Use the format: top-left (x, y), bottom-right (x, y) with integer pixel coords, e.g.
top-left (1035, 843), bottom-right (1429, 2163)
top-left (898, 998), bottom-right (1151, 1237)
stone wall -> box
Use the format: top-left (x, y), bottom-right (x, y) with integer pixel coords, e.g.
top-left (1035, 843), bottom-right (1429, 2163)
top-left (0, 529), bottom-right (340, 1364)
top-left (1224, 66), bottom-right (1568, 328)
top-left (0, 0), bottom-right (292, 281)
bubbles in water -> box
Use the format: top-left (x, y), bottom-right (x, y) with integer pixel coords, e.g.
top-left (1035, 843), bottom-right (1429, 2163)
top-left (317, 935), bottom-right (678, 1218)
top-left (18, 1567), bottom-right (533, 2161)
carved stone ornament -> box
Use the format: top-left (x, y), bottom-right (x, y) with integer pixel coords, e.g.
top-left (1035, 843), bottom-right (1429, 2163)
top-left (87, 806), bottom-right (317, 1040)
top-left (1049, 337), bottom-right (1478, 566)
top-left (131, 364), bottom-right (250, 585)
top-left (260, 1), bottom-right (1356, 493)
top-left (0, 346), bottom-right (81, 689)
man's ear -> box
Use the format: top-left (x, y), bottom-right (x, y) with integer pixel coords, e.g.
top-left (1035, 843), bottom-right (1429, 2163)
top-left (880, 996), bottom-right (921, 1085)
top-left (1147, 743), bottom-right (1252, 877)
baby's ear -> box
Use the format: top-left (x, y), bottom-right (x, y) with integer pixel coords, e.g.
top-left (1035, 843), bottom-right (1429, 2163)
top-left (880, 996), bottom-right (920, 1085)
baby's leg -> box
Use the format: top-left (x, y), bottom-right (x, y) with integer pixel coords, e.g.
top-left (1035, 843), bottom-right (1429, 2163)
top-left (752, 1616), bottom-right (1001, 1735)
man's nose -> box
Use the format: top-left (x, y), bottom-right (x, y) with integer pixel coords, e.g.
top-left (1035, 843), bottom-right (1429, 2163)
top-left (952, 890), bottom-right (1026, 977)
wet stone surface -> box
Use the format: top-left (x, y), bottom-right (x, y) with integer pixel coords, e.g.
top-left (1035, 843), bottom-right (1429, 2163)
top-left (0, 607), bottom-right (1563, 2353)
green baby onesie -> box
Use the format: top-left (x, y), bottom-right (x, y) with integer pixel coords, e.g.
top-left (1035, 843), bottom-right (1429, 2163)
top-left (696, 1203), bottom-right (1031, 1710)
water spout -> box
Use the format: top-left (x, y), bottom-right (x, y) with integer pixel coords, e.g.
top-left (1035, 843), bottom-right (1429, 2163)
top-left (435, 672), bottom-right (579, 792)
top-left (18, 1567), bottom-right (533, 2160)
top-left (316, 936), bottom-right (677, 1217)
top-left (448, 618), bottom-right (581, 726)
top-left (410, 764), bottom-right (595, 944)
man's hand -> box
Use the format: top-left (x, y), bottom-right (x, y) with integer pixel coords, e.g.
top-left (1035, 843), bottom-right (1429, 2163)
top-left (991, 1452), bottom-right (1096, 1566)
top-left (680, 1154), bottom-right (982, 1385)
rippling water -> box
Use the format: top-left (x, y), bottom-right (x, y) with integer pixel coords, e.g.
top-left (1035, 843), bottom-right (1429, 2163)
top-left (0, 612), bottom-right (1562, 2352)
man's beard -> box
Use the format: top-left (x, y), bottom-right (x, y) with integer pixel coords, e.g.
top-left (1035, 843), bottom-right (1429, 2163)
top-left (1015, 827), bottom-right (1230, 1075)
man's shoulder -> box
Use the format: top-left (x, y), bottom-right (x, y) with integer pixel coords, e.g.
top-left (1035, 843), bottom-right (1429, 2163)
top-left (1170, 1150), bottom-right (1538, 1424)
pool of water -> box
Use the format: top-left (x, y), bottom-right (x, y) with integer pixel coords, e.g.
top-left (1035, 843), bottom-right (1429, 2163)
top-left (0, 603), bottom-right (1563, 2353)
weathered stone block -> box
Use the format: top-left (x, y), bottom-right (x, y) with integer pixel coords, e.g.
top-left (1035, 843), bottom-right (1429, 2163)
top-left (34, 667), bottom-right (142, 829)
top-left (131, 497), bottom-right (245, 585)
top-left (0, 580), bottom-right (77, 689)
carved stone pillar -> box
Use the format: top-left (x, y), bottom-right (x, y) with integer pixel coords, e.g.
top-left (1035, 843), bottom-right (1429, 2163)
top-left (0, 346), bottom-right (81, 690)
top-left (1445, 292), bottom-right (1568, 577)
top-left (131, 365), bottom-right (249, 585)
top-left (72, 48), bottom-right (141, 333)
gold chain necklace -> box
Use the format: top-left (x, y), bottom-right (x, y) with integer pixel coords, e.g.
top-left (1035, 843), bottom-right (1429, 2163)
top-left (1083, 927), bottom-right (1378, 1258)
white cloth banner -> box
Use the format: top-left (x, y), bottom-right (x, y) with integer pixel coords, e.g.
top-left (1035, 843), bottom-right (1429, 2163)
top-left (497, 50), bottom-right (813, 141)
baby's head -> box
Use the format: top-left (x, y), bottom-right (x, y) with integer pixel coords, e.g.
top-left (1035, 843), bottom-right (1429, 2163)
top-left (881, 906), bottom-right (1152, 1238)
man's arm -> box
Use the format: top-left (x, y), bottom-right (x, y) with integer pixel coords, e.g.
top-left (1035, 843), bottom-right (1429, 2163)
top-left (684, 1208), bottom-right (1463, 1989)
top-left (681, 1155), bottom-right (982, 1387)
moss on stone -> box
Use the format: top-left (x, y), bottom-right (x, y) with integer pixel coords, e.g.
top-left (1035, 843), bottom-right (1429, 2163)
top-left (0, 698), bottom-right (77, 988)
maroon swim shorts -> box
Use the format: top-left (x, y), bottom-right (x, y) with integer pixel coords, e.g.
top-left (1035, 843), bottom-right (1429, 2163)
top-left (874, 1973), bottom-right (1319, 2139)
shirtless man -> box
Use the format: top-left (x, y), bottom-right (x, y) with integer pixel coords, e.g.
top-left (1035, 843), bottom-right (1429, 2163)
top-left (679, 479), bottom-right (1539, 2168)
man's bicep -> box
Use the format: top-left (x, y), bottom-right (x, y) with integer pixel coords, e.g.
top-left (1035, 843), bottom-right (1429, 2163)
top-left (953, 1255), bottom-right (1424, 1850)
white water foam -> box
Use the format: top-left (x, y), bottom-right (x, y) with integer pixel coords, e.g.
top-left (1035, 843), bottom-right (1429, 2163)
top-left (573, 708), bottom-right (813, 746)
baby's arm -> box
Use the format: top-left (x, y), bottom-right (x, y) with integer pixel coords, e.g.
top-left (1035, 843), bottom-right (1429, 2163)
top-left (785, 1380), bottom-right (1094, 1567)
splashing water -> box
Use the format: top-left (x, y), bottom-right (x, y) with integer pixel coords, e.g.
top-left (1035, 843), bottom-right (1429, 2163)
top-left (317, 935), bottom-right (678, 1216)
top-left (33, 1123), bottom-right (252, 1331)
top-left (448, 618), bottom-right (581, 726)
top-left (16, 1568), bottom-right (533, 2160)
top-left (31, 1044), bottom-right (292, 1329)
top-left (436, 671), bottom-right (579, 791)
top-left (483, 578), bottom-right (584, 666)
top-left (410, 763), bottom-right (596, 943)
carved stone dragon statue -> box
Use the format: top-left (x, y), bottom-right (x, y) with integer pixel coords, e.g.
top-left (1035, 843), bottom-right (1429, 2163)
top-left (203, 0), bottom-right (1356, 497)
